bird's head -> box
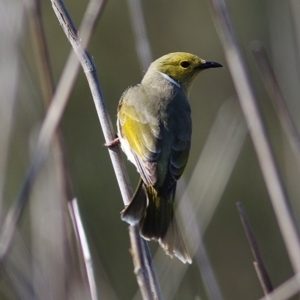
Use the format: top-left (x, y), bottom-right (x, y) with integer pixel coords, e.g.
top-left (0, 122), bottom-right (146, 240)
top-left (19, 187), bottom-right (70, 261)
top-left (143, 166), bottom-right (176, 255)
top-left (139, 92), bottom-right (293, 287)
top-left (145, 52), bottom-right (223, 93)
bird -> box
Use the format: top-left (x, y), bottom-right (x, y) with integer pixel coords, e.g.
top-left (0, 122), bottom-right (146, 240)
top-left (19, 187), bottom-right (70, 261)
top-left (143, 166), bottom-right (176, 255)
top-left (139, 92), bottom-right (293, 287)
top-left (115, 52), bottom-right (222, 264)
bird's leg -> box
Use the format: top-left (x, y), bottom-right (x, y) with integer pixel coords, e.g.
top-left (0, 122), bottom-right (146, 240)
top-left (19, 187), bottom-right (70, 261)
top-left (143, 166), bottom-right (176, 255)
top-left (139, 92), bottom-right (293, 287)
top-left (104, 134), bottom-right (120, 148)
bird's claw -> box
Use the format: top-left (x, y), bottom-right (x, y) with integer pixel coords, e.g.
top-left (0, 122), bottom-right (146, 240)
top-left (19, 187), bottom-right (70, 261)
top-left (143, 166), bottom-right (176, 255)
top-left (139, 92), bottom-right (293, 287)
top-left (104, 137), bottom-right (120, 148)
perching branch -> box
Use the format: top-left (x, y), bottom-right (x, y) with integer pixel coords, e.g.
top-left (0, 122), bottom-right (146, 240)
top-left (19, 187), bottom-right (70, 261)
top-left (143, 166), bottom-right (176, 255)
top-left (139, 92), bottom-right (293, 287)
top-left (50, 0), bottom-right (162, 299)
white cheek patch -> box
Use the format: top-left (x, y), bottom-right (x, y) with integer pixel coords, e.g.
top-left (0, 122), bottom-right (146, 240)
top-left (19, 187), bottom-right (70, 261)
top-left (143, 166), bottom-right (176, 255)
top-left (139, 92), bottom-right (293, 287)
top-left (158, 71), bottom-right (181, 89)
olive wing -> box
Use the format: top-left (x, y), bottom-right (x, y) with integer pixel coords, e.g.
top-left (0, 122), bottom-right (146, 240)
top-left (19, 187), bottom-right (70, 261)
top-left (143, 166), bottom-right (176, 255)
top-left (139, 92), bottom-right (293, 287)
top-left (118, 101), bottom-right (162, 186)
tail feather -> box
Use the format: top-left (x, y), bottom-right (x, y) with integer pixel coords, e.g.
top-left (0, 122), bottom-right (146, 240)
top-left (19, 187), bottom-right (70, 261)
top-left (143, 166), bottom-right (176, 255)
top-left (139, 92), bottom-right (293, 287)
top-left (140, 185), bottom-right (171, 239)
top-left (159, 217), bottom-right (192, 264)
top-left (140, 185), bottom-right (192, 264)
top-left (121, 180), bottom-right (191, 264)
top-left (121, 179), bottom-right (147, 225)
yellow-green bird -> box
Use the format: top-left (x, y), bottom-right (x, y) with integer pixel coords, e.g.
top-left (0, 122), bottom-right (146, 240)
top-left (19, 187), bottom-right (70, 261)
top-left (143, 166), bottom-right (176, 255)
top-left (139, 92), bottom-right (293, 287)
top-left (117, 52), bottom-right (222, 264)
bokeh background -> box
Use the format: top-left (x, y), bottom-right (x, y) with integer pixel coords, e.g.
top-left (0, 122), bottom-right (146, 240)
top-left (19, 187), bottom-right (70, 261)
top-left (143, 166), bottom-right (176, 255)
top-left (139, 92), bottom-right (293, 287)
top-left (1, 0), bottom-right (300, 299)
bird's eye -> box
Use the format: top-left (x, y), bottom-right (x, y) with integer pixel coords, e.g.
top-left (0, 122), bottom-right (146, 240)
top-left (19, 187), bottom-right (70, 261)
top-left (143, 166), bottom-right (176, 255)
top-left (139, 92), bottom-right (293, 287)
top-left (180, 61), bottom-right (190, 68)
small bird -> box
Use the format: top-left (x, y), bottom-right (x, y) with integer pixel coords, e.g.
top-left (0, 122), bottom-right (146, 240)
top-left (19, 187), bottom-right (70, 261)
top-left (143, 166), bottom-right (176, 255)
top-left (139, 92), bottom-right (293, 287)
top-left (116, 52), bottom-right (222, 264)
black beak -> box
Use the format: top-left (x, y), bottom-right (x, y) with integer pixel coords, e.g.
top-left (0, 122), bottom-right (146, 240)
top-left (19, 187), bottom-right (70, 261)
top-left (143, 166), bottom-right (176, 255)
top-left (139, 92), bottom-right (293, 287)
top-left (198, 61), bottom-right (223, 70)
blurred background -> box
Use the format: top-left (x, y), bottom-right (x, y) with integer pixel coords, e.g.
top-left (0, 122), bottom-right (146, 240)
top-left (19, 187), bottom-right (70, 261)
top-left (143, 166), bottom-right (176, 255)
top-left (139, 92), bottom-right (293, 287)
top-left (1, 0), bottom-right (300, 299)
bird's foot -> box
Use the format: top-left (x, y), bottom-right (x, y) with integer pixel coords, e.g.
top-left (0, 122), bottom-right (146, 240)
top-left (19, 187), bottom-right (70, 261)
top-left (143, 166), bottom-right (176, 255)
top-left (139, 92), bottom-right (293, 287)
top-left (104, 136), bottom-right (120, 148)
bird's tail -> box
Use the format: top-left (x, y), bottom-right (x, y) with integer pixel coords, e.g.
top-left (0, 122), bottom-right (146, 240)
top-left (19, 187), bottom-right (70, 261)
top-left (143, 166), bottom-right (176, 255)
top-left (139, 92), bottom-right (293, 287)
top-left (121, 179), bottom-right (192, 264)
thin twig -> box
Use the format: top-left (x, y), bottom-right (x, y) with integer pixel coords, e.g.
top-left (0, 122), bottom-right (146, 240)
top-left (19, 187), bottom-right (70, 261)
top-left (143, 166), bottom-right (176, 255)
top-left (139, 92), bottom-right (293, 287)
top-left (24, 0), bottom-right (75, 199)
top-left (259, 273), bottom-right (300, 300)
top-left (24, 4), bottom-right (72, 297)
top-left (69, 199), bottom-right (98, 300)
top-left (50, 1), bottom-right (162, 299)
top-left (251, 41), bottom-right (300, 165)
top-left (126, 0), bottom-right (153, 70)
top-left (0, 1), bottom-right (23, 221)
top-left (23, 0), bottom-right (55, 103)
top-left (128, 227), bottom-right (153, 298)
top-left (236, 202), bottom-right (273, 296)
top-left (209, 0), bottom-right (300, 275)
top-left (289, 0), bottom-right (300, 78)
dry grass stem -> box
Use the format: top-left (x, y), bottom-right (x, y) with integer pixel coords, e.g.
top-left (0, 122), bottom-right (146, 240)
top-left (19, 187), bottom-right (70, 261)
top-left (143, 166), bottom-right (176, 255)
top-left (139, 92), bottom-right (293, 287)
top-left (25, 1), bottom-right (109, 295)
top-left (251, 41), bottom-right (300, 164)
top-left (209, 0), bottom-right (300, 275)
top-left (126, 0), bottom-right (153, 70)
top-left (69, 198), bottom-right (98, 300)
top-left (0, 2), bottom-right (23, 219)
top-left (236, 202), bottom-right (273, 295)
top-left (24, 0), bottom-right (55, 102)
top-left (0, 0), bottom-right (106, 265)
top-left (259, 273), bottom-right (300, 300)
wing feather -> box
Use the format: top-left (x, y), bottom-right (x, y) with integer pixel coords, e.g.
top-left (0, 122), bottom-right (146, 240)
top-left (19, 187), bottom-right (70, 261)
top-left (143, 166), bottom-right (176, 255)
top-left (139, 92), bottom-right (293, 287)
top-left (118, 86), bottom-right (191, 191)
top-left (118, 100), bottom-right (161, 186)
